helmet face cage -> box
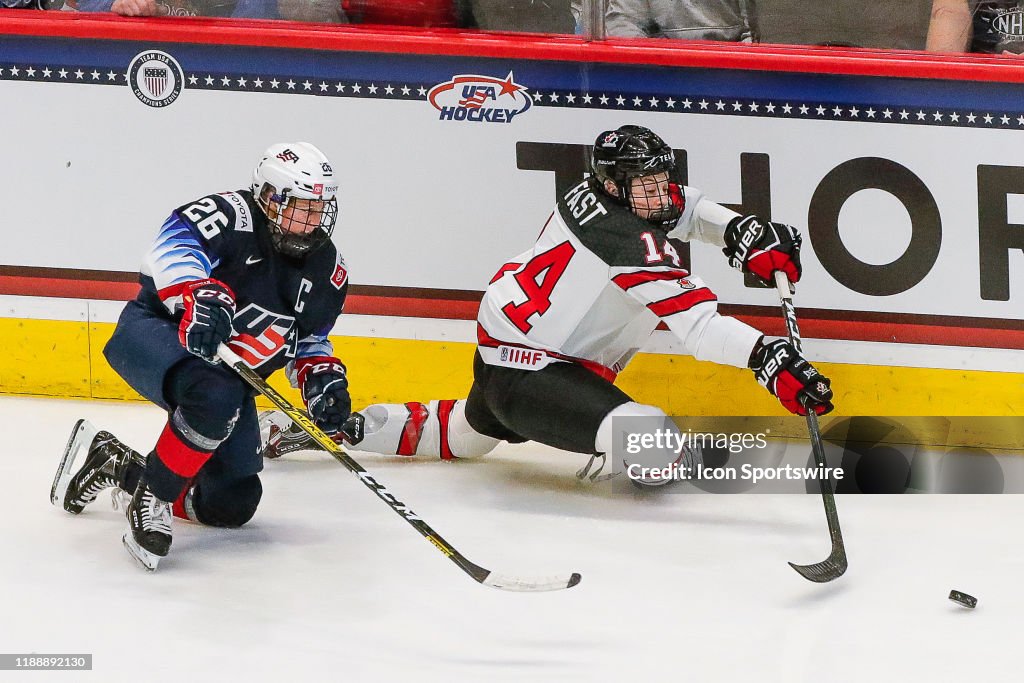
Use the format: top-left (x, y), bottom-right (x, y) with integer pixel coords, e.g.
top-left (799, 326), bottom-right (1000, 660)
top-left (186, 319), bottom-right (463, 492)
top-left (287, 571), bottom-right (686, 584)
top-left (625, 172), bottom-right (684, 228)
top-left (591, 126), bottom-right (684, 228)
top-left (251, 142), bottom-right (339, 259)
top-left (256, 185), bottom-right (338, 259)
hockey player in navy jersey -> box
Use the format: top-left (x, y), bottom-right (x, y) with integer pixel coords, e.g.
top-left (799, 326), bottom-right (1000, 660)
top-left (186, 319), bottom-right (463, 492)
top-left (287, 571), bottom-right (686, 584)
top-left (262, 125), bottom-right (833, 484)
top-left (51, 142), bottom-right (352, 571)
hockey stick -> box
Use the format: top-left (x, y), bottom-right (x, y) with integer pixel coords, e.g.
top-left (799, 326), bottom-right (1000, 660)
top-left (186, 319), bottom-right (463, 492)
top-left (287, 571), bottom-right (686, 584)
top-left (217, 344), bottom-right (581, 592)
top-left (774, 272), bottom-right (848, 583)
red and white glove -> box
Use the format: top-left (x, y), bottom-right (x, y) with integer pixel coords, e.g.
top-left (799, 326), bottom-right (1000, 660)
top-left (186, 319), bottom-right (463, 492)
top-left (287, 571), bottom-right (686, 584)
top-left (178, 278), bottom-right (236, 364)
top-left (749, 338), bottom-right (834, 416)
top-left (723, 215), bottom-right (803, 285)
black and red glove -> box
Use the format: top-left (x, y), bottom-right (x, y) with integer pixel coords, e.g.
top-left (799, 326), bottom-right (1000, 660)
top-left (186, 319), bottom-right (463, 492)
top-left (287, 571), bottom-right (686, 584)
top-left (749, 338), bottom-right (834, 416)
top-left (723, 215), bottom-right (802, 285)
top-left (295, 356), bottom-right (351, 435)
top-left (178, 278), bottom-right (236, 363)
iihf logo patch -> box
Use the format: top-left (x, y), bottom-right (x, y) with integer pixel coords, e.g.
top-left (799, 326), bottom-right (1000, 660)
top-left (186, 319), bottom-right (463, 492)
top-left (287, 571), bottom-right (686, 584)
top-left (127, 50), bottom-right (184, 108)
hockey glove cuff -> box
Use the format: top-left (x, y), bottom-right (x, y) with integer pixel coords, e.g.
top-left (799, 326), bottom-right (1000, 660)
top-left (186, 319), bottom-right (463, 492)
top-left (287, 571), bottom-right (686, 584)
top-left (723, 215), bottom-right (803, 286)
top-left (178, 278), bottom-right (236, 364)
top-left (296, 356), bottom-right (351, 435)
top-left (749, 338), bottom-right (834, 416)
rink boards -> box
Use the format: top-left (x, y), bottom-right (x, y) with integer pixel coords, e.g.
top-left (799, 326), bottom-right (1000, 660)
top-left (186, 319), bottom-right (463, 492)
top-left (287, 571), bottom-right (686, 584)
top-left (0, 14), bottom-right (1021, 421)
top-left (3, 295), bottom-right (1021, 424)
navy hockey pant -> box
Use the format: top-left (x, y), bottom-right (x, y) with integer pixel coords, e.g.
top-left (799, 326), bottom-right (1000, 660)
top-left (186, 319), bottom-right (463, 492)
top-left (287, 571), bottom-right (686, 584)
top-left (104, 301), bottom-right (263, 526)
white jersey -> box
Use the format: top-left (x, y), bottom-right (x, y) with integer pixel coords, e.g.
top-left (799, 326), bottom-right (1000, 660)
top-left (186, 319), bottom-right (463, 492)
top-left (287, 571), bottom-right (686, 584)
top-left (476, 178), bottom-right (763, 379)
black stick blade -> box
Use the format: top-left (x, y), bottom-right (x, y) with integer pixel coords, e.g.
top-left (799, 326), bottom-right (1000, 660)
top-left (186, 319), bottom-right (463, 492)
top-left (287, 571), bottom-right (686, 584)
top-left (789, 550), bottom-right (848, 583)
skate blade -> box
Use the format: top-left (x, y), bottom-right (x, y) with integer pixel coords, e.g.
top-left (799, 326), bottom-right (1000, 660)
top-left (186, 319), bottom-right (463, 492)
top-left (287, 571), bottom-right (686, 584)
top-left (50, 419), bottom-right (98, 511)
top-left (122, 532), bottom-right (160, 572)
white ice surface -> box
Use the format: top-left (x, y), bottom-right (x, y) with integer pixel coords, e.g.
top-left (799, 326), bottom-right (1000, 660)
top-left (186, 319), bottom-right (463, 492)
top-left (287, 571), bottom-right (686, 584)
top-left (1, 396), bottom-right (1020, 682)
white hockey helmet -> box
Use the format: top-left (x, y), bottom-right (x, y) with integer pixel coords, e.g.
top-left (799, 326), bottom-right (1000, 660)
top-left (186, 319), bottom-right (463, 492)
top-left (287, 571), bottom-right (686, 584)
top-left (251, 142), bottom-right (339, 258)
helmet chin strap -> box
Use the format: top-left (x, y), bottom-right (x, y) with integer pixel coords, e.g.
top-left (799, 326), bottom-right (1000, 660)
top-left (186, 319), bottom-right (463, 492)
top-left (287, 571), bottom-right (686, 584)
top-left (644, 207), bottom-right (682, 229)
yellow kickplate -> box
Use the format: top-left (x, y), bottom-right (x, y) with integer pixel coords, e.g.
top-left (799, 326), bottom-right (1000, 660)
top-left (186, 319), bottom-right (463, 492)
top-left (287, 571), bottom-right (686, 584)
top-left (0, 319), bottom-right (1019, 448)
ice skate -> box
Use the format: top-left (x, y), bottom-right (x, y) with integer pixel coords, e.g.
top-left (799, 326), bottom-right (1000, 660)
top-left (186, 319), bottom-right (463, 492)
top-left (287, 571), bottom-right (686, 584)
top-left (51, 419), bottom-right (144, 514)
top-left (122, 478), bottom-right (173, 572)
top-left (259, 409), bottom-right (365, 458)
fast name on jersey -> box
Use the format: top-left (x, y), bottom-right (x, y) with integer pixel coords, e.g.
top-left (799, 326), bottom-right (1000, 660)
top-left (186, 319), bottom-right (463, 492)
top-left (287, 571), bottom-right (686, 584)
top-left (562, 180), bottom-right (609, 226)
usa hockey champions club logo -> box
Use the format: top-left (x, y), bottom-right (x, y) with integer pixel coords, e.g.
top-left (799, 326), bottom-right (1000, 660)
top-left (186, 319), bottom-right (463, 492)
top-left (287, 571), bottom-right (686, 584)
top-left (427, 72), bottom-right (532, 123)
top-left (127, 50), bottom-right (184, 108)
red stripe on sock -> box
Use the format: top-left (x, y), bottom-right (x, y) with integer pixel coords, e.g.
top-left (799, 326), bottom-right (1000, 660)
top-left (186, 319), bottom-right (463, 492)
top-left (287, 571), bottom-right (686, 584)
top-left (437, 400), bottom-right (456, 461)
top-left (172, 487), bottom-right (192, 521)
top-left (156, 423), bottom-right (213, 478)
top-left (396, 402), bottom-right (429, 456)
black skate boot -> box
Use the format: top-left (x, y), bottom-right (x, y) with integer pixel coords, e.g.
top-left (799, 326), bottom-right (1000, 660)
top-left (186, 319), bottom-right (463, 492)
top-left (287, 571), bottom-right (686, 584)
top-left (51, 419), bottom-right (145, 514)
top-left (122, 478), bottom-right (173, 572)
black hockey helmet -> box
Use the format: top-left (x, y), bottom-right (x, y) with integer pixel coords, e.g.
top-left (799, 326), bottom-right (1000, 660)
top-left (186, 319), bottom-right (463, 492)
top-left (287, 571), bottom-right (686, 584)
top-left (591, 125), bottom-right (684, 228)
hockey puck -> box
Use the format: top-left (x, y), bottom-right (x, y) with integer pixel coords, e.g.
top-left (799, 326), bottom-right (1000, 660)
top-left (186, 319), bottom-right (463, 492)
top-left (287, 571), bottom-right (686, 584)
top-left (948, 590), bottom-right (977, 609)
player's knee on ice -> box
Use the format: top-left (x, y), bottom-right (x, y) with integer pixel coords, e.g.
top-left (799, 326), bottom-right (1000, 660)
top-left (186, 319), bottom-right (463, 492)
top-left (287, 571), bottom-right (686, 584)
top-left (596, 402), bottom-right (701, 487)
top-left (191, 475), bottom-right (263, 528)
top-left (354, 399), bottom-right (499, 459)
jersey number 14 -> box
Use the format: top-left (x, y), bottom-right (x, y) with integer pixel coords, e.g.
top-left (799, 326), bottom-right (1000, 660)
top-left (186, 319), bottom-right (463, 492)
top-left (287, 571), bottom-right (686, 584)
top-left (500, 242), bottom-right (576, 334)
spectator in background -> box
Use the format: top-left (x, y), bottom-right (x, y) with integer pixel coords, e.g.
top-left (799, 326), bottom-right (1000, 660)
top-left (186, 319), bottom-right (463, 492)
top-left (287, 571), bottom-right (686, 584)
top-left (278, 0), bottom-right (346, 21)
top-left (468, 0), bottom-right (575, 33)
top-left (27, 0), bottom-right (79, 8)
top-left (344, 0), bottom-right (463, 26)
top-left (344, 0), bottom-right (574, 34)
top-left (606, 0), bottom-right (756, 41)
top-left (927, 0), bottom-right (1024, 54)
top-left (76, 0), bottom-right (347, 21)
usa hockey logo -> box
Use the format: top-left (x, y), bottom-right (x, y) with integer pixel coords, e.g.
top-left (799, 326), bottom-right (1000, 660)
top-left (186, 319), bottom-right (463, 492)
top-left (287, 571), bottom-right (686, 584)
top-left (226, 304), bottom-right (297, 368)
top-left (127, 50), bottom-right (184, 108)
top-left (427, 72), bottom-right (532, 124)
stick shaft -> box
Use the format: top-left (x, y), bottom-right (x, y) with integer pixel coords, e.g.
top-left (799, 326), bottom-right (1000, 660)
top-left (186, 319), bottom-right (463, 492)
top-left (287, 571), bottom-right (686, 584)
top-left (773, 274), bottom-right (848, 582)
top-left (216, 345), bottom-right (581, 591)
top-left (217, 344), bottom-right (490, 582)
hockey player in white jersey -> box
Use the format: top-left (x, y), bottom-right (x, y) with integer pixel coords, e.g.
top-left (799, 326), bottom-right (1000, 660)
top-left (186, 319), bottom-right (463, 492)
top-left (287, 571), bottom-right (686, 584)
top-left (262, 125), bottom-right (833, 481)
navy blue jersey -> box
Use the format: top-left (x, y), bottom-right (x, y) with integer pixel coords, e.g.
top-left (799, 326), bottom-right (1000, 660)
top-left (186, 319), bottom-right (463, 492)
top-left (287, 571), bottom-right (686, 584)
top-left (135, 189), bottom-right (348, 377)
